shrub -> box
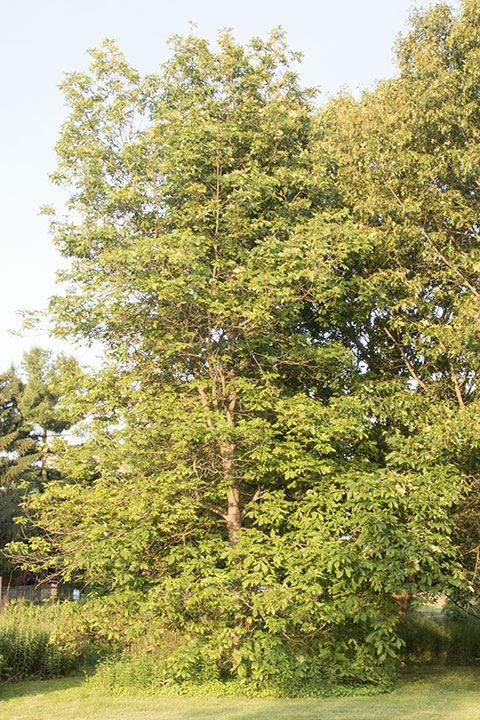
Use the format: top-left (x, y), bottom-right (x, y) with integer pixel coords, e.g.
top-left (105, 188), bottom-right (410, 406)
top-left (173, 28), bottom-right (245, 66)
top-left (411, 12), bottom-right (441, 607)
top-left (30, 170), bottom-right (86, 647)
top-left (90, 649), bottom-right (392, 698)
top-left (90, 603), bottom-right (480, 697)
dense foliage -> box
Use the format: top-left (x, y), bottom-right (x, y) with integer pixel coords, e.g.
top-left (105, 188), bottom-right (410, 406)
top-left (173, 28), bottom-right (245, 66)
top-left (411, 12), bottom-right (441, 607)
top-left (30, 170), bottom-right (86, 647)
top-left (319, 0), bottom-right (480, 597)
top-left (4, 0), bottom-right (480, 695)
top-left (0, 601), bottom-right (96, 681)
top-left (0, 369), bottom-right (38, 567)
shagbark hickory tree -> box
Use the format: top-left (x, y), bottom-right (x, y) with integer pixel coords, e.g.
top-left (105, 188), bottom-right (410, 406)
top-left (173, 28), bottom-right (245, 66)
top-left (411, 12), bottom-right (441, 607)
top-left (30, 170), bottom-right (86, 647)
top-left (12, 28), bottom-right (464, 692)
top-left (46, 30), bottom-right (350, 547)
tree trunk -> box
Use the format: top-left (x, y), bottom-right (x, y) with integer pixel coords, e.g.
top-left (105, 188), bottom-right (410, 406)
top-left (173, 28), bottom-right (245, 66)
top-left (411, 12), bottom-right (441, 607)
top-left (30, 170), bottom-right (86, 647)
top-left (220, 438), bottom-right (241, 544)
top-left (197, 374), bottom-right (240, 545)
top-left (40, 427), bottom-right (48, 483)
top-left (226, 485), bottom-right (241, 545)
top-left (392, 591), bottom-right (410, 616)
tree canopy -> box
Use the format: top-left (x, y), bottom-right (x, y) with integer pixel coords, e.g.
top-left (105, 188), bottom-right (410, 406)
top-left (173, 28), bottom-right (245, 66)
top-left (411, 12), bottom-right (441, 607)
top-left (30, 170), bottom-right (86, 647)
top-left (6, 0), bottom-right (480, 694)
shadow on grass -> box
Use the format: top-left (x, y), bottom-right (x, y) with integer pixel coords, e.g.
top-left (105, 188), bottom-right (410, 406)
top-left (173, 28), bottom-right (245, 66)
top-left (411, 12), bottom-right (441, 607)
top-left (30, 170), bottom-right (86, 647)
top-left (0, 668), bottom-right (478, 720)
top-left (401, 666), bottom-right (480, 695)
top-left (0, 675), bottom-right (84, 702)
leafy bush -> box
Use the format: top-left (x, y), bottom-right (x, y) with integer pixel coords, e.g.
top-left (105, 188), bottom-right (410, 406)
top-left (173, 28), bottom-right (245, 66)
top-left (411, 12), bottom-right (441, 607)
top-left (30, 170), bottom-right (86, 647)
top-left (88, 619), bottom-right (397, 698)
top-left (0, 601), bottom-right (101, 681)
top-left (31, 468), bottom-right (460, 695)
top-left (91, 649), bottom-right (392, 698)
top-left (91, 606), bottom-right (480, 698)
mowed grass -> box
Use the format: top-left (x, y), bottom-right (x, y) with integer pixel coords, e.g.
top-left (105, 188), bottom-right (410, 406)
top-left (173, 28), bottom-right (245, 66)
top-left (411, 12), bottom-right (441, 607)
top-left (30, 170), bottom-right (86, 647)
top-left (1, 668), bottom-right (479, 720)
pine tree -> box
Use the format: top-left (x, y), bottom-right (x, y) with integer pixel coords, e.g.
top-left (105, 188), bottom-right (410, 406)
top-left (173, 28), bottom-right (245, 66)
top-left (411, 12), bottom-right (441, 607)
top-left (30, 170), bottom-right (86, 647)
top-left (0, 369), bottom-right (38, 572)
top-left (0, 350), bottom-right (82, 574)
top-left (19, 348), bottom-right (83, 483)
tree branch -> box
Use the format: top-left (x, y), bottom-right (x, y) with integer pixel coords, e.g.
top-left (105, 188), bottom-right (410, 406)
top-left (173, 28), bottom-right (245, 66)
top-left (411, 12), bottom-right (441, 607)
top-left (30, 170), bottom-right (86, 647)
top-left (383, 326), bottom-right (427, 390)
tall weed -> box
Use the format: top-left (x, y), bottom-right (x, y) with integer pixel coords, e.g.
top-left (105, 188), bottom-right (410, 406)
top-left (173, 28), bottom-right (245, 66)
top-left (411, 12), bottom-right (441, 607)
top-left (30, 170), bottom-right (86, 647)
top-left (0, 601), bottom-right (98, 681)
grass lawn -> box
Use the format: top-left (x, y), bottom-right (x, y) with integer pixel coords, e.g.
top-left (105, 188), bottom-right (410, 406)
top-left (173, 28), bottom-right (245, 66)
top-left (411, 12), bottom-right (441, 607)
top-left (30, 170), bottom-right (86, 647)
top-left (1, 668), bottom-right (479, 720)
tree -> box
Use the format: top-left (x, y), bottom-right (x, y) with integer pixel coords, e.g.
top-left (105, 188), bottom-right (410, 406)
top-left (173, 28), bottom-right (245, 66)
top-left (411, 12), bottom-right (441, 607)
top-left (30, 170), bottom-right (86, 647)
top-left (0, 368), bottom-right (38, 573)
top-left (318, 0), bottom-right (480, 601)
top-left (46, 30), bottom-right (344, 546)
top-left (10, 26), bottom-right (464, 692)
top-left (18, 348), bottom-right (83, 483)
top-left (0, 349), bottom-right (82, 574)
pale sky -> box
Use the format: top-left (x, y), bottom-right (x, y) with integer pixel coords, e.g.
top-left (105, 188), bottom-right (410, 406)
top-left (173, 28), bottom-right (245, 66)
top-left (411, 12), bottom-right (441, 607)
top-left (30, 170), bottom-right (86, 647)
top-left (0, 0), bottom-right (455, 369)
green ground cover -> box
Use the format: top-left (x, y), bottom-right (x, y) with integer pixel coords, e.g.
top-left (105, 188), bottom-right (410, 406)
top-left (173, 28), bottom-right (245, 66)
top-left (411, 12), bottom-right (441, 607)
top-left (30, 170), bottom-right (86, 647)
top-left (1, 669), bottom-right (479, 720)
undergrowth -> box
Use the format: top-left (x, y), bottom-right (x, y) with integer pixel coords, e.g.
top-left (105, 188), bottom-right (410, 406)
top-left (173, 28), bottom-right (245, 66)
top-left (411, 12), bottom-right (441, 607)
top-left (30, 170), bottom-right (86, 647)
top-left (0, 601), bottom-right (99, 681)
top-left (90, 650), bottom-right (393, 699)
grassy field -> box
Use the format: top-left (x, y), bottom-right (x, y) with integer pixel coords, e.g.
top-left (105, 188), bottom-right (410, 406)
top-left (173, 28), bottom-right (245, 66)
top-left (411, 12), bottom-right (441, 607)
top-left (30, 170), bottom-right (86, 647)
top-left (1, 668), bottom-right (479, 720)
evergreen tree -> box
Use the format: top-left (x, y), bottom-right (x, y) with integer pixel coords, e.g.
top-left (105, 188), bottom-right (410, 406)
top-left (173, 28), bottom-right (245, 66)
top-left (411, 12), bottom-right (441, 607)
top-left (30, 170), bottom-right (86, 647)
top-left (19, 348), bottom-right (83, 483)
top-left (0, 349), bottom-right (82, 575)
top-left (0, 368), bottom-right (38, 573)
